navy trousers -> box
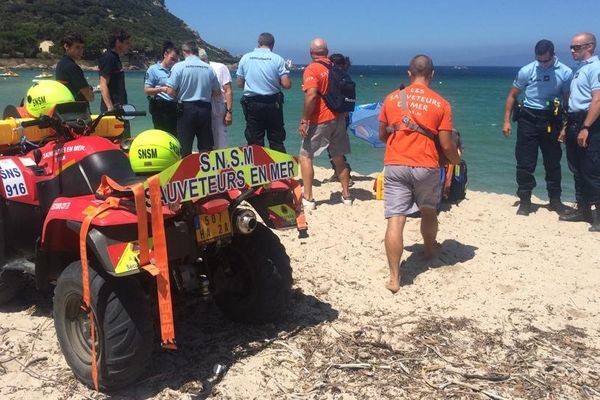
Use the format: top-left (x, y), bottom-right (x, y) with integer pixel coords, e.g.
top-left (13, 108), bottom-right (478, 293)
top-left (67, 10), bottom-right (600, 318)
top-left (515, 114), bottom-right (562, 201)
top-left (565, 116), bottom-right (600, 206)
top-left (177, 101), bottom-right (213, 157)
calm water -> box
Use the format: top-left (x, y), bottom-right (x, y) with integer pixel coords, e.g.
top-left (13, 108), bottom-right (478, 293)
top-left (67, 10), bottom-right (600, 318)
top-left (0, 66), bottom-right (576, 202)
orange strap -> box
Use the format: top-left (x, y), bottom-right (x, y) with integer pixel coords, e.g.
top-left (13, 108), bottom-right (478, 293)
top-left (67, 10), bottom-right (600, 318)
top-left (290, 179), bottom-right (308, 234)
top-left (97, 176), bottom-right (150, 266)
top-left (96, 175), bottom-right (177, 349)
top-left (148, 175), bottom-right (177, 349)
top-left (79, 197), bottom-right (121, 391)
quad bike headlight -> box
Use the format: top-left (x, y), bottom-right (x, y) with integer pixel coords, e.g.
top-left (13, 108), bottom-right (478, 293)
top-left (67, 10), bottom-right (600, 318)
top-left (233, 209), bottom-right (257, 235)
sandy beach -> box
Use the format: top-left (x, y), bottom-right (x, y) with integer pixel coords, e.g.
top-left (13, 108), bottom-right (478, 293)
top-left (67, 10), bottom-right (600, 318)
top-left (0, 166), bottom-right (598, 399)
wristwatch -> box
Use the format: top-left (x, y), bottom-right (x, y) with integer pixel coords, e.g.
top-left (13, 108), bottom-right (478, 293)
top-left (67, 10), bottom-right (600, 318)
top-left (225, 108), bottom-right (232, 113)
top-left (581, 125), bottom-right (591, 130)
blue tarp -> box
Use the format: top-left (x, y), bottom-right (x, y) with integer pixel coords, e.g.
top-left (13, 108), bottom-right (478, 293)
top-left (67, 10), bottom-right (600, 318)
top-left (348, 102), bottom-right (385, 148)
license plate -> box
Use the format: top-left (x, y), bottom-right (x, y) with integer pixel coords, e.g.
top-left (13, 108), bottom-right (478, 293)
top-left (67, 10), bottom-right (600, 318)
top-left (195, 210), bottom-right (232, 243)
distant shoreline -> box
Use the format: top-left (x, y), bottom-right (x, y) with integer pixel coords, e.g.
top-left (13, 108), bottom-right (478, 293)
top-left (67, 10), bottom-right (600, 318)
top-left (0, 57), bottom-right (239, 72)
top-left (0, 59), bottom-right (524, 70)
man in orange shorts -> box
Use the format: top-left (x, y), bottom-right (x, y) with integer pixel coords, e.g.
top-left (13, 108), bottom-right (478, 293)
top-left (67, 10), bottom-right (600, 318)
top-left (378, 55), bottom-right (461, 293)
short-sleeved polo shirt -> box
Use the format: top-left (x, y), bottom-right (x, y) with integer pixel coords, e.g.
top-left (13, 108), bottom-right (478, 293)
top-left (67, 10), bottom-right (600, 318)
top-left (302, 58), bottom-right (337, 124)
top-left (98, 50), bottom-right (127, 109)
top-left (568, 55), bottom-right (600, 112)
top-left (55, 55), bottom-right (90, 102)
top-left (513, 58), bottom-right (572, 110)
top-left (166, 55), bottom-right (219, 102)
top-left (236, 48), bottom-right (289, 96)
top-left (144, 62), bottom-right (176, 102)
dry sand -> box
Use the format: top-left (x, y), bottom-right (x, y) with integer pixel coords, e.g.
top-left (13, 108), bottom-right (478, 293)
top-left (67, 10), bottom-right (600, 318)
top-left (0, 166), bottom-right (599, 399)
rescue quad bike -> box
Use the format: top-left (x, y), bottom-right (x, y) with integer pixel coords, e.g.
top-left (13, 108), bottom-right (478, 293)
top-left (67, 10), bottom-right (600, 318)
top-left (0, 101), bottom-right (308, 391)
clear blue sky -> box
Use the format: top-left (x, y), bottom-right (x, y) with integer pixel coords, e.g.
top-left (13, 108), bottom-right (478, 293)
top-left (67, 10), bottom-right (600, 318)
top-left (165, 0), bottom-right (600, 66)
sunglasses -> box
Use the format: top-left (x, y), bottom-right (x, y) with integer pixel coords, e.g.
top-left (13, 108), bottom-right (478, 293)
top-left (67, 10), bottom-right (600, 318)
top-left (570, 43), bottom-right (592, 51)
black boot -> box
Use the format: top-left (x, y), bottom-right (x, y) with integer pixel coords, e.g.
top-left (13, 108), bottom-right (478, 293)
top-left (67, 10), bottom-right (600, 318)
top-left (517, 199), bottom-right (531, 216)
top-left (559, 203), bottom-right (592, 222)
top-left (549, 198), bottom-right (568, 215)
top-left (590, 207), bottom-right (600, 232)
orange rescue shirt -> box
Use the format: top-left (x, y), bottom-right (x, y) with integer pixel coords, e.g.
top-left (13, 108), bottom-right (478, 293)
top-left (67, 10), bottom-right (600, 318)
top-left (378, 83), bottom-right (453, 168)
top-left (302, 58), bottom-right (337, 124)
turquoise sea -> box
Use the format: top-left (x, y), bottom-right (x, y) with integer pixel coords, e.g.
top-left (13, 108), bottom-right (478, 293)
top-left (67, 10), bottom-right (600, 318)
top-left (0, 66), bottom-right (576, 202)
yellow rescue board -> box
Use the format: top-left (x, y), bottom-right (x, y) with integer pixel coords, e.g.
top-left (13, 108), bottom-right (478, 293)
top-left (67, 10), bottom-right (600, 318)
top-left (0, 116), bottom-right (125, 148)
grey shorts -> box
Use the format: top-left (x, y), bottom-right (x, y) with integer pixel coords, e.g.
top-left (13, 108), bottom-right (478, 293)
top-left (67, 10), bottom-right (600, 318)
top-left (384, 165), bottom-right (441, 218)
top-left (299, 115), bottom-right (351, 158)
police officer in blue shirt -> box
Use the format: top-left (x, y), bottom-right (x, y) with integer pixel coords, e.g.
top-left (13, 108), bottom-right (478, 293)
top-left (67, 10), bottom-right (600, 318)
top-left (503, 40), bottom-right (572, 216)
top-left (166, 41), bottom-right (221, 156)
top-left (144, 41), bottom-right (179, 136)
top-left (237, 32), bottom-right (292, 153)
top-left (559, 32), bottom-right (600, 231)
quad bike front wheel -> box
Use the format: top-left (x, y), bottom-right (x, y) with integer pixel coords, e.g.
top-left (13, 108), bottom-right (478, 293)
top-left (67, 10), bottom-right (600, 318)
top-left (53, 261), bottom-right (154, 391)
top-left (0, 200), bottom-right (24, 305)
top-left (213, 223), bottom-right (292, 323)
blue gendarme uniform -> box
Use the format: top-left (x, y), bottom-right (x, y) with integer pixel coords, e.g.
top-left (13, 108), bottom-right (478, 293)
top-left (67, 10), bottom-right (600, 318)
top-left (513, 58), bottom-right (572, 109)
top-left (512, 57), bottom-right (573, 204)
top-left (166, 56), bottom-right (220, 156)
top-left (568, 55), bottom-right (600, 112)
top-left (566, 55), bottom-right (600, 208)
top-left (236, 47), bottom-right (290, 153)
top-left (145, 62), bottom-right (178, 136)
top-left (236, 48), bottom-right (289, 96)
top-left (145, 63), bottom-right (176, 102)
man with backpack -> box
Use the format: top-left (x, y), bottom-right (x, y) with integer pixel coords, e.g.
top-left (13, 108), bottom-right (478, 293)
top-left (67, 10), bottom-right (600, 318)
top-left (298, 38), bottom-right (356, 210)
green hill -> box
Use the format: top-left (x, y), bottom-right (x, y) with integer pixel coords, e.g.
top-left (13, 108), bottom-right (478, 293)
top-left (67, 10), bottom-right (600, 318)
top-left (0, 0), bottom-right (237, 64)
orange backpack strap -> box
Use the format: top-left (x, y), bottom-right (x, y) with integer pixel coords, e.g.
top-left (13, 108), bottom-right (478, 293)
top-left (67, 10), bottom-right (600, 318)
top-left (148, 175), bottom-right (177, 350)
top-left (79, 196), bottom-right (121, 391)
top-left (290, 179), bottom-right (308, 237)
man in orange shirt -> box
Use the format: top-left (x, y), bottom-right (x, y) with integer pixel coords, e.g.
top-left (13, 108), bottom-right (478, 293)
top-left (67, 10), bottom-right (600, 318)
top-left (298, 38), bottom-right (352, 210)
top-left (378, 55), bottom-right (461, 294)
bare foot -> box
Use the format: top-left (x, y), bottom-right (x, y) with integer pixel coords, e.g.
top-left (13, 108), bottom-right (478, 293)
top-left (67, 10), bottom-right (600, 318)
top-left (386, 278), bottom-right (400, 294)
top-left (423, 241), bottom-right (441, 260)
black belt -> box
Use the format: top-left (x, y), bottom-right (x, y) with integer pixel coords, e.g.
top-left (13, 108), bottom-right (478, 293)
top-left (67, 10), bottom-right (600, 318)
top-left (243, 93), bottom-right (280, 103)
top-left (182, 100), bottom-right (211, 107)
top-left (523, 107), bottom-right (552, 117)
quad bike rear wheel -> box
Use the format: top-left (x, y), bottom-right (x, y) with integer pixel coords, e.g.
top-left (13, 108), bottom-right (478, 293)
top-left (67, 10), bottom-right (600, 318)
top-left (53, 261), bottom-right (154, 391)
top-left (213, 223), bottom-right (292, 323)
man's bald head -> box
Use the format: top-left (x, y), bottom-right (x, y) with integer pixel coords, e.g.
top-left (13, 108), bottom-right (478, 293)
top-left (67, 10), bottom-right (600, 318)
top-left (310, 38), bottom-right (328, 57)
top-left (572, 32), bottom-right (597, 51)
top-left (408, 55), bottom-right (434, 78)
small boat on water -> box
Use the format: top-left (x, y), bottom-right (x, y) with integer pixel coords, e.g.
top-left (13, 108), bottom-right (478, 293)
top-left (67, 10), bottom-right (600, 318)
top-left (0, 70), bottom-right (19, 77)
top-left (34, 71), bottom-right (53, 79)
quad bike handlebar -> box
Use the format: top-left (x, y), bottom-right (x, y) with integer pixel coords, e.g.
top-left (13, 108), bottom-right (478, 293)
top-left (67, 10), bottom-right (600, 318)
top-left (20, 103), bottom-right (146, 133)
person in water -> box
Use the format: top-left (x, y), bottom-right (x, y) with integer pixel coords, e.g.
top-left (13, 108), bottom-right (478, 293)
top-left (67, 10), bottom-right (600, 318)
top-left (378, 55), bottom-right (460, 294)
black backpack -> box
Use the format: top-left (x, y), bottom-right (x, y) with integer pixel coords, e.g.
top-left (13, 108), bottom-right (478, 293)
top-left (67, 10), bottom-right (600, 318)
top-left (445, 160), bottom-right (468, 202)
top-left (316, 60), bottom-right (356, 113)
